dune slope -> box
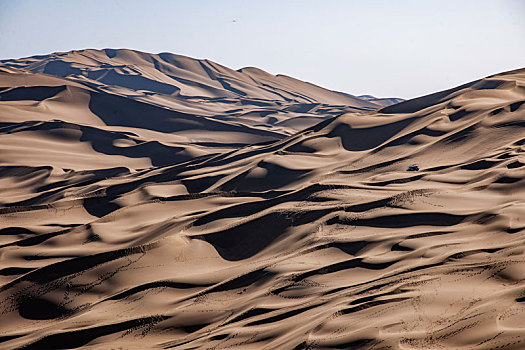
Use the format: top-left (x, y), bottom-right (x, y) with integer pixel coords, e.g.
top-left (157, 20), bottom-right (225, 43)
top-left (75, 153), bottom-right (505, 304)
top-left (0, 49), bottom-right (398, 171)
top-left (0, 58), bottom-right (524, 349)
top-left (1, 49), bottom-right (393, 137)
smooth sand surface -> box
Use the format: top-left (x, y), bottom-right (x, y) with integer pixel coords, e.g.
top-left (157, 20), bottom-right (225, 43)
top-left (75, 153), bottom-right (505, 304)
top-left (0, 51), bottom-right (524, 349)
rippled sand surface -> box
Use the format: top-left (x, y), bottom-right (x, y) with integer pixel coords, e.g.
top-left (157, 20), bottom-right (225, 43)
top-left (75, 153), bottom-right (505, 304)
top-left (0, 52), bottom-right (524, 349)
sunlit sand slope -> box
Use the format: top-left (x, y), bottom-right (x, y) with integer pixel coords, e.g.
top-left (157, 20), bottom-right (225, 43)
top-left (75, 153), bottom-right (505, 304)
top-left (0, 63), bottom-right (524, 349)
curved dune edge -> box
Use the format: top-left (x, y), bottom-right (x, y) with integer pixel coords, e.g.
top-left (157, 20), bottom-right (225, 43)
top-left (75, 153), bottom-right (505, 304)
top-left (0, 55), bottom-right (524, 349)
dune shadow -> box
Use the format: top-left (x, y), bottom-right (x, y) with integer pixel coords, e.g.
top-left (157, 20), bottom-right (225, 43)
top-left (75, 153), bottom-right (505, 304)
top-left (327, 117), bottom-right (417, 151)
top-left (83, 196), bottom-right (120, 218)
top-left (88, 90), bottom-right (283, 141)
top-left (19, 297), bottom-right (71, 320)
top-left (218, 161), bottom-right (310, 192)
top-left (196, 212), bottom-right (294, 260)
top-left (1, 120), bottom-right (191, 167)
top-left (0, 86), bottom-right (65, 101)
top-left (327, 212), bottom-right (468, 228)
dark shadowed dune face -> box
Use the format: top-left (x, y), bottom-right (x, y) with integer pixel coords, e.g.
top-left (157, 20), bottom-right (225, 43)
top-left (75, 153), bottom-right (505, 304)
top-left (0, 86), bottom-right (66, 101)
top-left (0, 50), bottom-right (525, 349)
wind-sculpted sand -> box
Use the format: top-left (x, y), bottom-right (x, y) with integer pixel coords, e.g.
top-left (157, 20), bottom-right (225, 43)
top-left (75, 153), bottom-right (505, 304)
top-left (0, 49), bottom-right (385, 144)
top-left (0, 51), bottom-right (524, 349)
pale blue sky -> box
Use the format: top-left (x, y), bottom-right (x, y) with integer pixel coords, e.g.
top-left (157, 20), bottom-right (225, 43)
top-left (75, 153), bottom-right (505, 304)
top-left (1, 0), bottom-right (524, 98)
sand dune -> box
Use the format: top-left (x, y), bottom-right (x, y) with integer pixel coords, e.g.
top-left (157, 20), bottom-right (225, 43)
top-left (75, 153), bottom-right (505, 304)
top-left (1, 49), bottom-right (395, 138)
top-left (0, 51), bottom-right (524, 349)
top-left (0, 49), bottom-right (398, 170)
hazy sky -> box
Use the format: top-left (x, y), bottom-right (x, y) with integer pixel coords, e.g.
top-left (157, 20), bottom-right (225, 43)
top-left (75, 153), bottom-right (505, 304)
top-left (1, 0), bottom-right (524, 98)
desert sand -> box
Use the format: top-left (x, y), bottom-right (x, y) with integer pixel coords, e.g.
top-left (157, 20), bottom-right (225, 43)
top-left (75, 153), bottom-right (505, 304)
top-left (0, 49), bottom-right (524, 349)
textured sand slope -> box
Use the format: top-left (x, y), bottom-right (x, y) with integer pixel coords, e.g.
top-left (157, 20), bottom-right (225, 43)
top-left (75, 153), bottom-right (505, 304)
top-left (0, 50), bottom-right (398, 171)
top-left (0, 66), bottom-right (285, 171)
top-left (1, 49), bottom-right (377, 106)
top-left (1, 49), bottom-right (396, 136)
top-left (0, 62), bottom-right (524, 349)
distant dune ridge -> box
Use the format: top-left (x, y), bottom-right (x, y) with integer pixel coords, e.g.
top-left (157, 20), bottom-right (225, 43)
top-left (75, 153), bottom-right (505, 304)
top-left (0, 49), bottom-right (524, 349)
top-left (0, 49), bottom-right (400, 170)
